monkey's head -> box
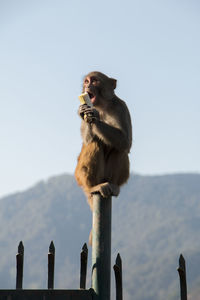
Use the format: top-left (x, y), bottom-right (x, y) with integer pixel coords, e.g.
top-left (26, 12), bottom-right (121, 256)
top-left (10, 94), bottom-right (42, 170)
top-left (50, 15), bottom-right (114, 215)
top-left (82, 71), bottom-right (117, 106)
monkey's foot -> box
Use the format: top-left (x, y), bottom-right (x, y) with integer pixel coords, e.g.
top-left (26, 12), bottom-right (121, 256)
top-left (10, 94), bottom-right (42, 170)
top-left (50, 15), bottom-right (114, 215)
top-left (91, 182), bottom-right (120, 198)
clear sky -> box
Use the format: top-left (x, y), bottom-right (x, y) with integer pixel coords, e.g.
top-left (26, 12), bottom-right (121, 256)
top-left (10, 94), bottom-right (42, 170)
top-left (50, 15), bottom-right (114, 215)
top-left (0, 0), bottom-right (199, 198)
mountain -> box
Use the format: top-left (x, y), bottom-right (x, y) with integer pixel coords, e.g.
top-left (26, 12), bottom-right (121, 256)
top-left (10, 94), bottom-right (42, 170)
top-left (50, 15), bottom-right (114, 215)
top-left (0, 173), bottom-right (200, 300)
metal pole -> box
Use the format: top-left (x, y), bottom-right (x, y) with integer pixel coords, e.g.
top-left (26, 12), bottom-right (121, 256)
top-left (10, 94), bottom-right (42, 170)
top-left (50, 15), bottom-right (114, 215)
top-left (92, 193), bottom-right (112, 300)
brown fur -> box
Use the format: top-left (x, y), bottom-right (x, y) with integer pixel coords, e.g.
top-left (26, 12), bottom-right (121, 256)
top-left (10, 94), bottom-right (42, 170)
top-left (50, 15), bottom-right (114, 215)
top-left (75, 71), bottom-right (132, 210)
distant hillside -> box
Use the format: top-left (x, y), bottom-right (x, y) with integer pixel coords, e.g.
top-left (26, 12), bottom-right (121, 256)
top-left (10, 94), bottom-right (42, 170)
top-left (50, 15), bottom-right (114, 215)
top-left (0, 173), bottom-right (200, 300)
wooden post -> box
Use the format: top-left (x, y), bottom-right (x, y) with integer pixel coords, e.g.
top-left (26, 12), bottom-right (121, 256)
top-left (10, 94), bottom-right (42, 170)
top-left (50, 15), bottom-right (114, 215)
top-left (48, 241), bottom-right (55, 289)
top-left (177, 254), bottom-right (187, 300)
top-left (16, 241), bottom-right (24, 289)
top-left (80, 243), bottom-right (88, 289)
top-left (92, 193), bottom-right (112, 300)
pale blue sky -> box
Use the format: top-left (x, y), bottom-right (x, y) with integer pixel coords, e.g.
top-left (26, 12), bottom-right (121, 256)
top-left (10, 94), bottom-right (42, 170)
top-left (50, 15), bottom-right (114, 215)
top-left (0, 0), bottom-right (199, 197)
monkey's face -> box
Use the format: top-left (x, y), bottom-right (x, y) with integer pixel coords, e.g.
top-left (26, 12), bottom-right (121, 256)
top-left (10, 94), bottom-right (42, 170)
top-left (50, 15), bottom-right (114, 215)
top-left (83, 76), bottom-right (100, 105)
top-left (83, 72), bottom-right (117, 106)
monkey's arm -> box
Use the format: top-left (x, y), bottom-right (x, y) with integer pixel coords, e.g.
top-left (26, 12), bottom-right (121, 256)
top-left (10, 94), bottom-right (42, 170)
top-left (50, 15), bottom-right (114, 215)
top-left (91, 117), bottom-right (131, 152)
top-left (81, 121), bottom-right (94, 144)
top-left (79, 105), bottom-right (98, 144)
top-left (79, 103), bottom-right (132, 151)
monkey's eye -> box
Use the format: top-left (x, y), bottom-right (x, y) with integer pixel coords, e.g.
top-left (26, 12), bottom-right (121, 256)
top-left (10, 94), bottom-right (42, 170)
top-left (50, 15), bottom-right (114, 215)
top-left (91, 79), bottom-right (99, 85)
top-left (84, 79), bottom-right (89, 84)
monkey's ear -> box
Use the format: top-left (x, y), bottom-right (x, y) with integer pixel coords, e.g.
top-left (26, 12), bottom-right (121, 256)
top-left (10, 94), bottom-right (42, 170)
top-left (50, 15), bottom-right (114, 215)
top-left (110, 78), bottom-right (117, 90)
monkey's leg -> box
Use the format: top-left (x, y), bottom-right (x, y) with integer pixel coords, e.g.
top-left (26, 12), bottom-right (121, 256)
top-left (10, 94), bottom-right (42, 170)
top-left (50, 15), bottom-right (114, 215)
top-left (90, 150), bottom-right (130, 198)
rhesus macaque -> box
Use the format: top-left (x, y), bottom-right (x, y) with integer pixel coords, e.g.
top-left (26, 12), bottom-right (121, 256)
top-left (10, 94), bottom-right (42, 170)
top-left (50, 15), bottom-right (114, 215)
top-left (75, 71), bottom-right (132, 211)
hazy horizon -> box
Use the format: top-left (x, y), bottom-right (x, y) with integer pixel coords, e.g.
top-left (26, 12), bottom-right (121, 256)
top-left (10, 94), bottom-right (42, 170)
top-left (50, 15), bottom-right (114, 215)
top-left (1, 171), bottom-right (199, 200)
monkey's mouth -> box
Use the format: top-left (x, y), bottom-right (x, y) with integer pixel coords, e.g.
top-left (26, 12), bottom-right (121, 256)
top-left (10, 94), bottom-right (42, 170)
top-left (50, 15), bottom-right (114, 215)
top-left (88, 92), bottom-right (96, 104)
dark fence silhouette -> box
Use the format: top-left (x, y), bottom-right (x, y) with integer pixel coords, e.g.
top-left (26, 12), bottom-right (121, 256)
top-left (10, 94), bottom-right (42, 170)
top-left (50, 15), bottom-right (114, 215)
top-left (0, 241), bottom-right (122, 300)
top-left (0, 241), bottom-right (193, 300)
top-left (177, 254), bottom-right (187, 300)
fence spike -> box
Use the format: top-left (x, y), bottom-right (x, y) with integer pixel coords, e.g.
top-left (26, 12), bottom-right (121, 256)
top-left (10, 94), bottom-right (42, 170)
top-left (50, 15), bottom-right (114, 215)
top-left (82, 243), bottom-right (88, 254)
top-left (48, 241), bottom-right (55, 289)
top-left (16, 241), bottom-right (24, 289)
top-left (177, 254), bottom-right (187, 300)
top-left (113, 253), bottom-right (123, 300)
top-left (80, 243), bottom-right (88, 289)
top-left (18, 241), bottom-right (24, 255)
top-left (116, 253), bottom-right (122, 270)
top-left (49, 241), bottom-right (55, 254)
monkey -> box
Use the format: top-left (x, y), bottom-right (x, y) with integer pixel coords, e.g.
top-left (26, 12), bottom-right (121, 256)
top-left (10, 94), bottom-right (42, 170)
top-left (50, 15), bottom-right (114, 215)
top-left (75, 71), bottom-right (132, 212)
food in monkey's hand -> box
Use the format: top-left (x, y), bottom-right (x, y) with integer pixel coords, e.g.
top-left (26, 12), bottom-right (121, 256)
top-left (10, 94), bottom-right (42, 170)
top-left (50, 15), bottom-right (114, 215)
top-left (78, 92), bottom-right (93, 107)
top-left (78, 93), bottom-right (99, 123)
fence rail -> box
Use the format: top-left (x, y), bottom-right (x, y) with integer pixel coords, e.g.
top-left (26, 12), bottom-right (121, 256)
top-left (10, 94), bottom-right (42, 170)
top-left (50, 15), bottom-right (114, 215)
top-left (0, 289), bottom-right (94, 300)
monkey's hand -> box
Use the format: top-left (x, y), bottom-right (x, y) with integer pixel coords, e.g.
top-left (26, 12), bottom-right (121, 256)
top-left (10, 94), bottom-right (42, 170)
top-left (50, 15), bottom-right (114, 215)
top-left (78, 105), bottom-right (100, 123)
top-left (78, 104), bottom-right (89, 119)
